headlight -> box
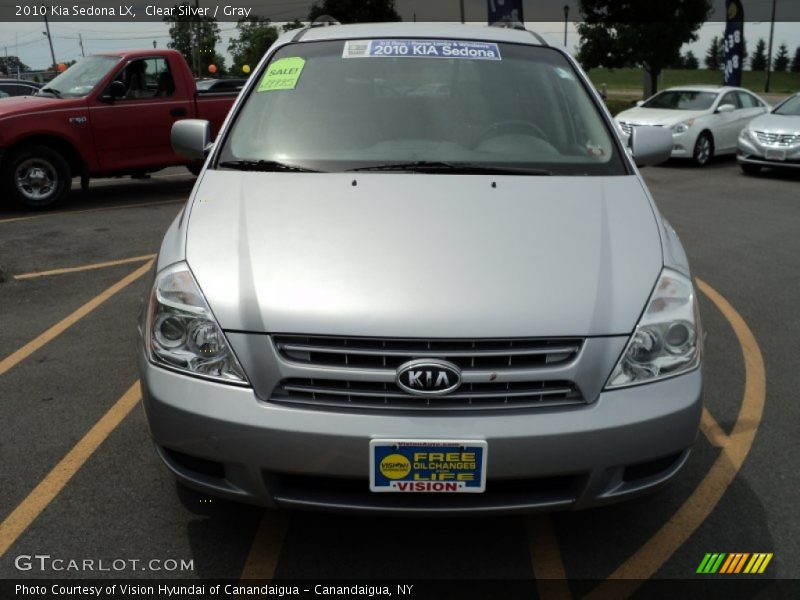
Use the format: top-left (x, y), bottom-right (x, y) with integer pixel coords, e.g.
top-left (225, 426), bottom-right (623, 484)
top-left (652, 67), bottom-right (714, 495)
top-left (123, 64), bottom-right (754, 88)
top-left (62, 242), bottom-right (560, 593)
top-left (670, 119), bottom-right (695, 134)
top-left (146, 262), bottom-right (248, 385)
top-left (605, 269), bottom-right (702, 389)
top-left (739, 128), bottom-right (754, 142)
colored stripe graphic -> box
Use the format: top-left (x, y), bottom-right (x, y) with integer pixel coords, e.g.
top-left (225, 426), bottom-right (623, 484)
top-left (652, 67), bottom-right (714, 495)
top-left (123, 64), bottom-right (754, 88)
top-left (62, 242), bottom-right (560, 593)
top-left (698, 553), bottom-right (773, 574)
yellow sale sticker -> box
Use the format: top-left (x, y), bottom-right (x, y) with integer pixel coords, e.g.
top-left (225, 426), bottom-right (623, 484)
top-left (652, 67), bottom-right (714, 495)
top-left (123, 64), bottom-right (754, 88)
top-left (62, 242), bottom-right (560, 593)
top-left (257, 57), bottom-right (305, 92)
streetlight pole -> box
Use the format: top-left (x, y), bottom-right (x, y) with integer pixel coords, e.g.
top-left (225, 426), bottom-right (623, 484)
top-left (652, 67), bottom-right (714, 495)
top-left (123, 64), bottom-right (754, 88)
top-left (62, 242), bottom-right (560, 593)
top-left (459, 0), bottom-right (465, 24)
top-left (764, 0), bottom-right (777, 93)
top-left (563, 5), bottom-right (570, 47)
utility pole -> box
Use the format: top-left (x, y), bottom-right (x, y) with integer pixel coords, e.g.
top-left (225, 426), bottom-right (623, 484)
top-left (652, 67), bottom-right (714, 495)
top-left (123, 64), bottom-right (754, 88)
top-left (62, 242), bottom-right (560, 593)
top-left (764, 0), bottom-right (777, 93)
top-left (459, 0), bottom-right (465, 23)
top-left (563, 5), bottom-right (570, 47)
top-left (43, 14), bottom-right (57, 69)
top-left (78, 33), bottom-right (85, 57)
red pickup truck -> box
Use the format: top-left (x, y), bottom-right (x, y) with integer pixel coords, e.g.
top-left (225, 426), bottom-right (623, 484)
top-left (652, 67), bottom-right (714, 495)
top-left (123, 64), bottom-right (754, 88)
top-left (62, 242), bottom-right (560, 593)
top-left (0, 49), bottom-right (238, 209)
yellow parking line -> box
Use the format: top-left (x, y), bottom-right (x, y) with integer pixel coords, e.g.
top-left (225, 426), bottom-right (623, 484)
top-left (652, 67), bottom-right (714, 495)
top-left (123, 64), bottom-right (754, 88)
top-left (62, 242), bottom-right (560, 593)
top-left (240, 510), bottom-right (289, 579)
top-left (14, 254), bottom-right (157, 280)
top-left (0, 260), bottom-right (153, 377)
top-left (0, 200), bottom-right (183, 224)
top-left (586, 278), bottom-right (766, 599)
top-left (0, 381), bottom-right (141, 557)
top-left (700, 407), bottom-right (729, 448)
top-left (527, 515), bottom-right (571, 599)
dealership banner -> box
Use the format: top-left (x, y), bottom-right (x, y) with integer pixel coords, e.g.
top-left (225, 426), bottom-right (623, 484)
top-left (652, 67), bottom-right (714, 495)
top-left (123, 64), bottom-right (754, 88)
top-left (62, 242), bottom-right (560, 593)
top-left (487, 0), bottom-right (525, 24)
top-left (722, 0), bottom-right (745, 86)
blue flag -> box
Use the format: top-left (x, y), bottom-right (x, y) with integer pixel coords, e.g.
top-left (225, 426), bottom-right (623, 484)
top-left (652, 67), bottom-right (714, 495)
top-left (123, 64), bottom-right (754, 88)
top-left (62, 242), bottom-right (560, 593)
top-left (487, 0), bottom-right (525, 24)
top-left (722, 0), bottom-right (744, 86)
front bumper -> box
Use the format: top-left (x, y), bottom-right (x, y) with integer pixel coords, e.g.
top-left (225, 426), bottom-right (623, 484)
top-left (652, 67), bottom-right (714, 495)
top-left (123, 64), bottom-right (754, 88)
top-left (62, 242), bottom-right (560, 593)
top-left (737, 135), bottom-right (800, 169)
top-left (139, 350), bottom-right (703, 514)
top-left (616, 125), bottom-right (693, 158)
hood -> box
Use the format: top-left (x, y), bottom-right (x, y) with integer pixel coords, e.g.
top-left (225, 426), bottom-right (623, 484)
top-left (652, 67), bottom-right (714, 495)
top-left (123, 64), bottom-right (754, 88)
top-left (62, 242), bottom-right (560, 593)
top-left (747, 113), bottom-right (800, 134)
top-left (615, 107), bottom-right (707, 127)
top-left (0, 95), bottom-right (83, 120)
top-left (186, 172), bottom-right (663, 338)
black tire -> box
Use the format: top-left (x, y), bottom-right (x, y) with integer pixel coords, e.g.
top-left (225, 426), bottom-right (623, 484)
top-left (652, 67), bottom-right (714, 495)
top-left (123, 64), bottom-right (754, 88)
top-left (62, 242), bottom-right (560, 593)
top-left (1, 145), bottom-right (71, 210)
top-left (740, 163), bottom-right (762, 175)
top-left (186, 163), bottom-right (203, 177)
top-left (692, 132), bottom-right (714, 167)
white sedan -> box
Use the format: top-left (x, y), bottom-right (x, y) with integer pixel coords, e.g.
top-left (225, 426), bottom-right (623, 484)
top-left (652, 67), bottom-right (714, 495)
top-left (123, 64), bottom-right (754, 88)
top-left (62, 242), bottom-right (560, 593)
top-left (615, 86), bottom-right (769, 166)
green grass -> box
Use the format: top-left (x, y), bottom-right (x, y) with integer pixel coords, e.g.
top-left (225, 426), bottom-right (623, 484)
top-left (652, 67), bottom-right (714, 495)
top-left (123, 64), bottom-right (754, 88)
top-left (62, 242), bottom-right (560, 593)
top-left (586, 67), bottom-right (800, 95)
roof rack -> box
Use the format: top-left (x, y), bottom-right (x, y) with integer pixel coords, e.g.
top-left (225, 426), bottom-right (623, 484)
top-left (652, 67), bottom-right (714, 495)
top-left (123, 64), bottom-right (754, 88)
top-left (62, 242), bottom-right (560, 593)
top-left (490, 19), bottom-right (548, 46)
top-left (310, 15), bottom-right (341, 27)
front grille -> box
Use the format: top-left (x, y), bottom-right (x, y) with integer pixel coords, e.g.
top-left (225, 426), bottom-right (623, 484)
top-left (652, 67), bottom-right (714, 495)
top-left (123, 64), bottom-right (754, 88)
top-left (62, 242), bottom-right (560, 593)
top-left (271, 378), bottom-right (583, 411)
top-left (618, 122), bottom-right (632, 135)
top-left (755, 131), bottom-right (800, 146)
top-left (273, 335), bottom-right (582, 370)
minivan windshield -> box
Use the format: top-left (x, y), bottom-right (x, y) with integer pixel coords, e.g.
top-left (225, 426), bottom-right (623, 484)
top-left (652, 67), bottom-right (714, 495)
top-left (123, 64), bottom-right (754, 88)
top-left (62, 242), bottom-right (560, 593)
top-left (642, 90), bottom-right (717, 111)
top-left (218, 39), bottom-right (625, 175)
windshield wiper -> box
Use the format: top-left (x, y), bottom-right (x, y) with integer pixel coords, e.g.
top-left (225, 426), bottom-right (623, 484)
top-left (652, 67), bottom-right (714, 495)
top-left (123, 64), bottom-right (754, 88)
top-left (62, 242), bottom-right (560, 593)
top-left (38, 87), bottom-right (62, 98)
top-left (218, 159), bottom-right (321, 173)
top-left (348, 161), bottom-right (552, 175)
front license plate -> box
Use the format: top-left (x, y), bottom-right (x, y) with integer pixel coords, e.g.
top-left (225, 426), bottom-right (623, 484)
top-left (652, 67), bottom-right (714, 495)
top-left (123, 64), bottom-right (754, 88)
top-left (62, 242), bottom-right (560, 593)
top-left (765, 148), bottom-right (786, 161)
top-left (369, 439), bottom-right (487, 493)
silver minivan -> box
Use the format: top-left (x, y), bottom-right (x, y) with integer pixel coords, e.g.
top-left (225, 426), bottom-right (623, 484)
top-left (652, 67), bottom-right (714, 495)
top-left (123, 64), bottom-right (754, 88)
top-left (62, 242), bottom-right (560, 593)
top-left (138, 22), bottom-right (702, 513)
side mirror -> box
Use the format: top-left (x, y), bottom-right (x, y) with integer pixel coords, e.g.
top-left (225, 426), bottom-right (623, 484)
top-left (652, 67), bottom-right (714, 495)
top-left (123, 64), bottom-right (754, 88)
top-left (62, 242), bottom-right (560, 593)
top-left (629, 125), bottom-right (672, 167)
top-left (109, 80), bottom-right (126, 99)
top-left (716, 103), bottom-right (735, 114)
top-left (171, 119), bottom-right (212, 161)
top-left (635, 100), bottom-right (645, 107)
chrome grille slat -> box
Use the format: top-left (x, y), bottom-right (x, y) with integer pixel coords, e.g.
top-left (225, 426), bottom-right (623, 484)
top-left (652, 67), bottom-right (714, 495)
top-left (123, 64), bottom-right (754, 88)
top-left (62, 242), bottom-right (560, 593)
top-left (274, 378), bottom-right (582, 411)
top-left (278, 343), bottom-right (580, 358)
top-left (755, 130), bottom-right (800, 146)
top-left (271, 336), bottom-right (585, 411)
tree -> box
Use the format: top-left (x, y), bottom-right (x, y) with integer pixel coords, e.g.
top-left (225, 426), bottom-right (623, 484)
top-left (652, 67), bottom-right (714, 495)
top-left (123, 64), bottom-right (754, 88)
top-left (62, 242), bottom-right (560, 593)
top-left (576, 0), bottom-right (711, 95)
top-left (705, 36), bottom-right (721, 70)
top-left (773, 43), bottom-right (790, 72)
top-left (308, 0), bottom-right (401, 23)
top-left (683, 50), bottom-right (699, 70)
top-left (750, 38), bottom-right (767, 71)
top-left (163, 2), bottom-right (222, 77)
top-left (228, 17), bottom-right (279, 73)
top-left (282, 19), bottom-right (305, 32)
top-left (0, 55), bottom-right (30, 76)
top-left (792, 46), bottom-right (800, 73)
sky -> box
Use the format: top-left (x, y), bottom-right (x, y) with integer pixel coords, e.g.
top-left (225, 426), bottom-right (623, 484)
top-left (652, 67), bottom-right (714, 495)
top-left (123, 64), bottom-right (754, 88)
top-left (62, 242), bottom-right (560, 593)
top-left (0, 2), bottom-right (798, 72)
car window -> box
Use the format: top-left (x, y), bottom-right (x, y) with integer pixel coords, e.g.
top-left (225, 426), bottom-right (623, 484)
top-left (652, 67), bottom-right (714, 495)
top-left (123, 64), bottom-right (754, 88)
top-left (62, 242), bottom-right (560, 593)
top-left (773, 95), bottom-right (800, 116)
top-left (115, 57), bottom-right (174, 99)
top-left (0, 89), bottom-right (9, 99)
top-left (219, 39), bottom-right (625, 176)
top-left (642, 91), bottom-right (717, 110)
top-left (719, 92), bottom-right (741, 109)
top-left (737, 92), bottom-right (759, 109)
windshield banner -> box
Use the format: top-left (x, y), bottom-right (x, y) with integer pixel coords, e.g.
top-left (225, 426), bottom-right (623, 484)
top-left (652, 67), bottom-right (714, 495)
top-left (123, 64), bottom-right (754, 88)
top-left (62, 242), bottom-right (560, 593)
top-left (342, 39), bottom-right (501, 61)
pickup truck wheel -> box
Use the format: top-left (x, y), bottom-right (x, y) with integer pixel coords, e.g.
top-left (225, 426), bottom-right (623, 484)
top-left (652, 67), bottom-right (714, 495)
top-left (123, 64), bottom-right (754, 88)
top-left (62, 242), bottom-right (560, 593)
top-left (2, 145), bottom-right (71, 210)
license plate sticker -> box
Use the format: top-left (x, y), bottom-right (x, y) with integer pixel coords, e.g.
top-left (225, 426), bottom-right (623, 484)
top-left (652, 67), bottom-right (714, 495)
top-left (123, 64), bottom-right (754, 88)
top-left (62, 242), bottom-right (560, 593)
top-left (369, 440), bottom-right (487, 493)
top-left (765, 148), bottom-right (786, 161)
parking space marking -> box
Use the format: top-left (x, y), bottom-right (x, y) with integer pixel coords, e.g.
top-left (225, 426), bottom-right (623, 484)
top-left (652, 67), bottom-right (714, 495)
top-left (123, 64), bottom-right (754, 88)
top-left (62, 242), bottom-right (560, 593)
top-left (0, 200), bottom-right (183, 225)
top-left (0, 381), bottom-right (141, 557)
top-left (526, 515), bottom-right (571, 599)
top-left (586, 277), bottom-right (766, 599)
top-left (14, 254), bottom-right (157, 280)
top-left (700, 407), bottom-right (729, 448)
top-left (240, 510), bottom-right (289, 579)
top-left (0, 260), bottom-right (153, 377)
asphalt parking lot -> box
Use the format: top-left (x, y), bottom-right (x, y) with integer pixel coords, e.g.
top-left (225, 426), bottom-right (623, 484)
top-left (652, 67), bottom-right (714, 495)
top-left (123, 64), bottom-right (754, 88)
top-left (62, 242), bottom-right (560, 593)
top-left (0, 159), bottom-right (798, 595)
